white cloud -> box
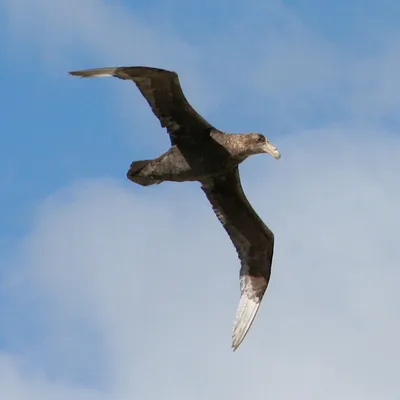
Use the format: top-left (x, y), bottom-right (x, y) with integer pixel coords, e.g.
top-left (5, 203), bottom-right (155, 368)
top-left (3, 0), bottom-right (196, 67)
top-left (0, 353), bottom-right (104, 400)
top-left (2, 128), bottom-right (400, 399)
top-left (195, 2), bottom-right (400, 130)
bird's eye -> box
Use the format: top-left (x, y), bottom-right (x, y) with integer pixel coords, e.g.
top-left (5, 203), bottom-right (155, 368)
top-left (257, 135), bottom-right (265, 142)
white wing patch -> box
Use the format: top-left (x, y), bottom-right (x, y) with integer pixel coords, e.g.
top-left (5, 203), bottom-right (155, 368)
top-left (69, 67), bottom-right (118, 78)
top-left (85, 73), bottom-right (113, 77)
top-left (232, 275), bottom-right (267, 351)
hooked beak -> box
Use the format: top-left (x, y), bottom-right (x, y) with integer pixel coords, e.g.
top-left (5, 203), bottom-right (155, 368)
top-left (263, 141), bottom-right (281, 159)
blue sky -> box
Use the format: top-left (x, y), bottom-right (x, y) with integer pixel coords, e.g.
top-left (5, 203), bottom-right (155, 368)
top-left (0, 0), bottom-right (400, 399)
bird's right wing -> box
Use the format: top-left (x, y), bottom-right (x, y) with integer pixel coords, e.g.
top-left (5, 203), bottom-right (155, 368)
top-left (201, 167), bottom-right (275, 351)
top-left (69, 66), bottom-right (216, 145)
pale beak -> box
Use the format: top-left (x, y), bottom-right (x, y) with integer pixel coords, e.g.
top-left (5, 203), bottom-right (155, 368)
top-left (263, 142), bottom-right (281, 159)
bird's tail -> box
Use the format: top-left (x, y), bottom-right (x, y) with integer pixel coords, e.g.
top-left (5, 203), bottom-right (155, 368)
top-left (126, 160), bottom-right (161, 187)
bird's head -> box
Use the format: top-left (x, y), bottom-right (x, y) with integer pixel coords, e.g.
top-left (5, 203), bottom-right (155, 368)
top-left (245, 133), bottom-right (281, 159)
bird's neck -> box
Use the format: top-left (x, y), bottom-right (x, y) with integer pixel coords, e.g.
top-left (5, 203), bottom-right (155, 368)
top-left (214, 133), bottom-right (252, 158)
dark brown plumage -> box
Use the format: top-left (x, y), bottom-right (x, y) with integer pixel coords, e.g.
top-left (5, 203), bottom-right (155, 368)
top-left (69, 65), bottom-right (281, 351)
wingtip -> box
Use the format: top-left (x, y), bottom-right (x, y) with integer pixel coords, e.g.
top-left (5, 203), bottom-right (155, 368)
top-left (231, 294), bottom-right (261, 351)
top-left (68, 70), bottom-right (89, 77)
top-left (68, 67), bottom-right (118, 78)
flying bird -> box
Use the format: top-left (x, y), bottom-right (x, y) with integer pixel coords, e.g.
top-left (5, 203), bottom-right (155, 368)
top-left (69, 66), bottom-right (281, 351)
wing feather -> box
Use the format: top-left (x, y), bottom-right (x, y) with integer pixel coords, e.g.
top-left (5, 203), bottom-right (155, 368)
top-left (201, 167), bottom-right (275, 351)
top-left (69, 66), bottom-right (215, 144)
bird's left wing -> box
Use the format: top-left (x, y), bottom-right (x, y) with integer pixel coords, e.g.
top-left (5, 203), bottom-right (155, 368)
top-left (201, 167), bottom-right (275, 351)
top-left (69, 66), bottom-right (216, 145)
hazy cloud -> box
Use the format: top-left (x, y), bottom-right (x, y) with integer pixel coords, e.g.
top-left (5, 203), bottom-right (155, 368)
top-left (4, 0), bottom-right (400, 132)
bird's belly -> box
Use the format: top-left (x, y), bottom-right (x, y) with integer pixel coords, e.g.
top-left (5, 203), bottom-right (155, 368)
top-left (144, 147), bottom-right (235, 182)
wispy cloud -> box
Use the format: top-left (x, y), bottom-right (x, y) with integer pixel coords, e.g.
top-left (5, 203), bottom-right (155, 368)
top-left (4, 0), bottom-right (400, 135)
top-left (3, 0), bottom-right (196, 66)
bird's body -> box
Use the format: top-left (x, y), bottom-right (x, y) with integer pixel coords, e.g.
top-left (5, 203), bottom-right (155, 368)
top-left (69, 66), bottom-right (281, 351)
top-left (127, 132), bottom-right (260, 186)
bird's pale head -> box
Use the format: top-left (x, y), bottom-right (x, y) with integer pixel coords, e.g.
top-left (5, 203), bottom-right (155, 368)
top-left (245, 133), bottom-right (281, 159)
